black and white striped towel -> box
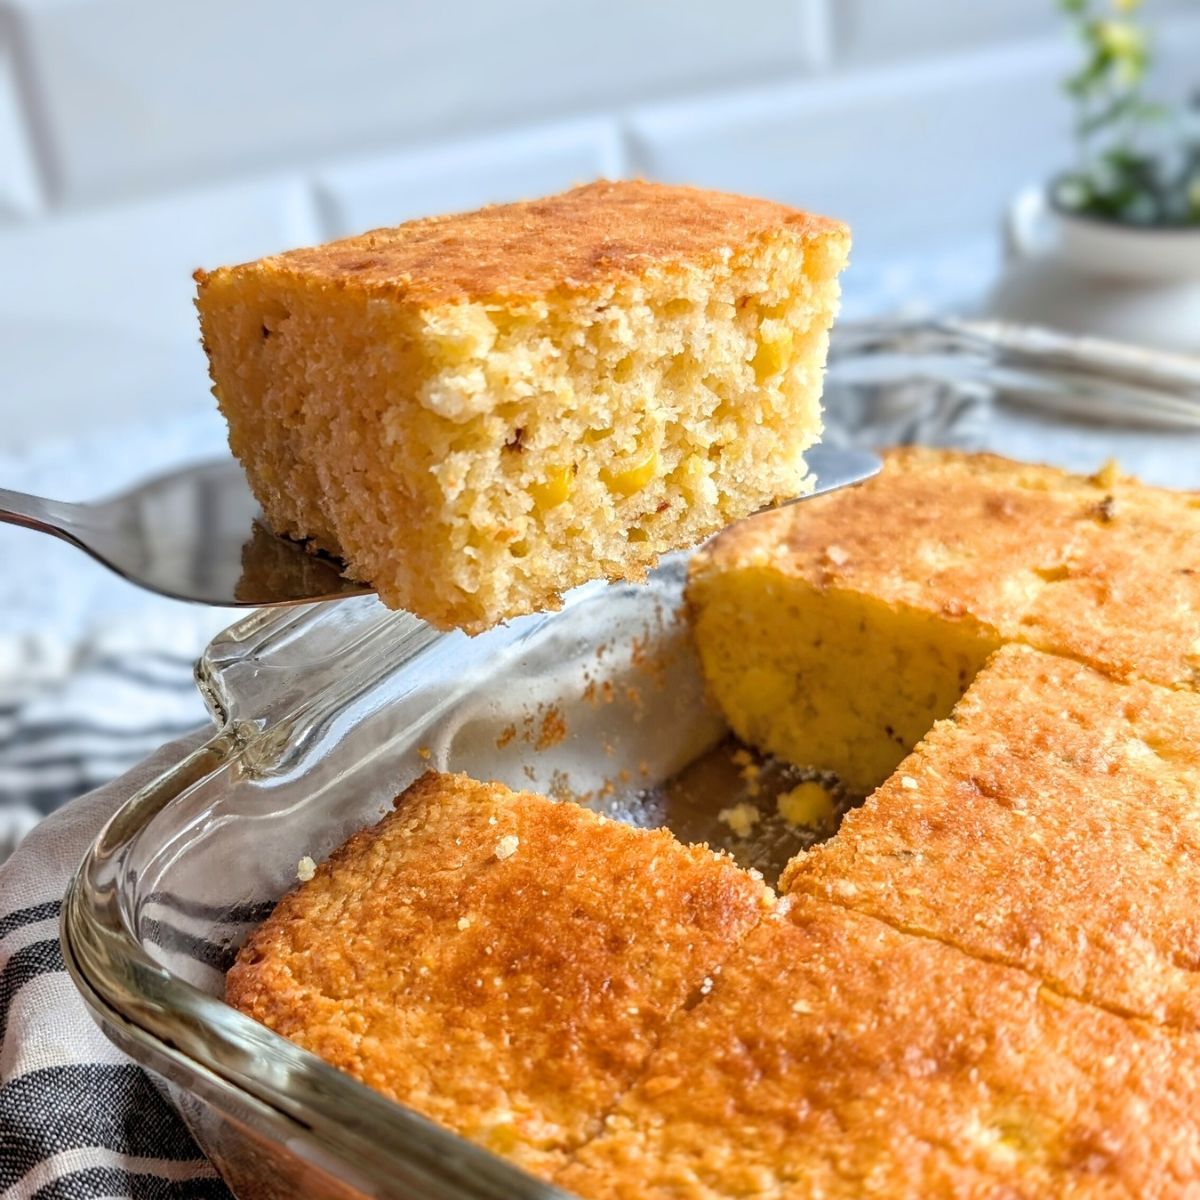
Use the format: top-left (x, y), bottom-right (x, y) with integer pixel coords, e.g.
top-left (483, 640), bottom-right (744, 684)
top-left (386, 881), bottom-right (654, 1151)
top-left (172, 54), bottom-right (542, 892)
top-left (0, 626), bottom-right (219, 866)
top-left (0, 730), bottom-right (233, 1200)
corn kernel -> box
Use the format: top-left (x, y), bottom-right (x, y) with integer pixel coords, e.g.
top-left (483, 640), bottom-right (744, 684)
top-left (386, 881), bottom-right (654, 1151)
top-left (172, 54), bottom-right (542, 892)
top-left (777, 781), bottom-right (835, 829)
top-left (1089, 458), bottom-right (1122, 490)
top-left (753, 327), bottom-right (793, 383)
top-left (530, 465), bottom-right (572, 510)
top-left (603, 448), bottom-right (659, 497)
top-left (484, 1121), bottom-right (519, 1154)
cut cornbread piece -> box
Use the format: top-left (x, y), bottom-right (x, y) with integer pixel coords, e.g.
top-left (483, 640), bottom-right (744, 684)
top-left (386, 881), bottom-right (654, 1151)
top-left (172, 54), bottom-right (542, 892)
top-left (686, 448), bottom-right (1093, 791)
top-left (559, 896), bottom-right (1200, 1200)
top-left (225, 771), bottom-right (773, 1178)
top-left (687, 447), bottom-right (1200, 791)
top-left (1019, 469), bottom-right (1200, 689)
top-left (196, 180), bottom-right (849, 632)
top-left (784, 643), bottom-right (1200, 1029)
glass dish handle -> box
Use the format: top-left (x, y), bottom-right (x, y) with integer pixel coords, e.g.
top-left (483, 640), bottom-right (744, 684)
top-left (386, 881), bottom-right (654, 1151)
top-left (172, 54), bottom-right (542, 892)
top-left (829, 318), bottom-right (1200, 431)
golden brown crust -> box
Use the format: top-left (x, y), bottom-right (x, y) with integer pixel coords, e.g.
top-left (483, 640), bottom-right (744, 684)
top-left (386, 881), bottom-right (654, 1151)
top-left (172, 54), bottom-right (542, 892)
top-left (560, 896), bottom-right (1200, 1200)
top-left (1020, 483), bottom-right (1200, 688)
top-left (198, 179), bottom-right (849, 307)
top-left (784, 643), bottom-right (1200, 1029)
top-left (695, 447), bottom-right (1095, 635)
top-left (226, 771), bottom-right (772, 1176)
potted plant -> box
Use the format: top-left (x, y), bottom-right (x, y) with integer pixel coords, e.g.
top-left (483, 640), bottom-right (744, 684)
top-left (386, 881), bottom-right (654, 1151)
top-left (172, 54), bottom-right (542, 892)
top-left (989, 0), bottom-right (1200, 353)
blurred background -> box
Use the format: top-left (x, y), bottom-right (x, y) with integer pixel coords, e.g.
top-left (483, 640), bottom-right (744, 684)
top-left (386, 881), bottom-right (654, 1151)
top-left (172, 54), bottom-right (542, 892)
top-left (1, 0), bottom-right (1199, 842)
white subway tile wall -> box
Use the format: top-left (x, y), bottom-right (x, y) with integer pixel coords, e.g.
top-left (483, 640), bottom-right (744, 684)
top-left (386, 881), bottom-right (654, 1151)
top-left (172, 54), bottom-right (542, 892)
top-left (835, 0), bottom-right (1074, 63)
top-left (630, 42), bottom-right (1076, 258)
top-left (0, 176), bottom-right (321, 443)
top-left (317, 118), bottom-right (626, 237)
top-left (7, 0), bottom-right (811, 207)
top-left (836, 0), bottom-right (1198, 64)
top-left (0, 0), bottom-right (1197, 449)
top-left (0, 18), bottom-right (41, 218)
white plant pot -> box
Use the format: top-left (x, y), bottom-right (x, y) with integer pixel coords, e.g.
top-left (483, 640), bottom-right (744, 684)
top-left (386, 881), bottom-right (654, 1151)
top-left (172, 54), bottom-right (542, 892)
top-left (986, 185), bottom-right (1200, 356)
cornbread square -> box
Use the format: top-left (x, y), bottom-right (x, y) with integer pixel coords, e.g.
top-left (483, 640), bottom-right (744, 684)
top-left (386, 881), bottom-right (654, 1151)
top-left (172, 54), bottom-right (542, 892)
top-left (559, 896), bottom-right (1200, 1200)
top-left (1019, 470), bottom-right (1200, 689)
top-left (225, 771), bottom-right (773, 1177)
top-left (196, 180), bottom-right (850, 632)
top-left (784, 644), bottom-right (1200, 1029)
top-left (686, 448), bottom-right (1091, 791)
top-left (687, 448), bottom-right (1200, 791)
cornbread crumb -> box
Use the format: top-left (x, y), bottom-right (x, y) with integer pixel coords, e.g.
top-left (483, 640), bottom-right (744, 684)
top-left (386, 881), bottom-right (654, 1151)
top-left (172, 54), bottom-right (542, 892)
top-left (494, 834), bottom-right (520, 861)
top-left (717, 802), bottom-right (761, 839)
top-left (536, 708), bottom-right (567, 751)
top-left (197, 180), bottom-right (849, 632)
top-left (296, 855), bottom-right (316, 882)
top-left (777, 780), bottom-right (836, 829)
top-left (227, 771), bottom-right (773, 1176)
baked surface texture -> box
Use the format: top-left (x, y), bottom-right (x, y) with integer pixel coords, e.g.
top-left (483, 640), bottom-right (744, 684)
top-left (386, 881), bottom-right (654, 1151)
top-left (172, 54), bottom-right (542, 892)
top-left (196, 179), bottom-right (850, 632)
top-left (784, 642), bottom-right (1200, 1030)
top-left (687, 447), bottom-right (1200, 790)
top-left (560, 896), bottom-right (1200, 1200)
top-left (225, 448), bottom-right (1200, 1195)
top-left (225, 771), bottom-right (773, 1177)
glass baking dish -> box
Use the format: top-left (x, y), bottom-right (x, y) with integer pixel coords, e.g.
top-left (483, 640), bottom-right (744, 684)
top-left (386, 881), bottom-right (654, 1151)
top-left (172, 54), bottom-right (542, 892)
top-left (61, 319), bottom-right (1200, 1200)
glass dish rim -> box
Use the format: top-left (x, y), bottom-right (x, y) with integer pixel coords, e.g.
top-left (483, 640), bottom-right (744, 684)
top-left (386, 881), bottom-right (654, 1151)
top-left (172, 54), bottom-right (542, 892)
top-left (60, 598), bottom-right (574, 1200)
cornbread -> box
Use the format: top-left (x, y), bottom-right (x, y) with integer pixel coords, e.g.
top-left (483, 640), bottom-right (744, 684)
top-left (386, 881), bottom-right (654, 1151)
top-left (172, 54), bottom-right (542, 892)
top-left (687, 449), bottom-right (1074, 790)
top-left (225, 771), bottom-right (773, 1177)
top-left (785, 643), bottom-right (1200, 1029)
top-left (197, 180), bottom-right (850, 632)
top-left (560, 896), bottom-right (1200, 1199)
top-left (1020, 473), bottom-right (1200, 688)
top-left (687, 447), bottom-right (1200, 790)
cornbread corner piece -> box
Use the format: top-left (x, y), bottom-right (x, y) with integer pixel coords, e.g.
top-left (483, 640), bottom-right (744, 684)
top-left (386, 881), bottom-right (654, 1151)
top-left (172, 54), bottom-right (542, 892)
top-left (225, 771), bottom-right (773, 1178)
top-left (196, 180), bottom-right (850, 632)
top-left (686, 447), bottom-right (1093, 791)
top-left (558, 895), bottom-right (1200, 1200)
top-left (784, 643), bottom-right (1200, 1030)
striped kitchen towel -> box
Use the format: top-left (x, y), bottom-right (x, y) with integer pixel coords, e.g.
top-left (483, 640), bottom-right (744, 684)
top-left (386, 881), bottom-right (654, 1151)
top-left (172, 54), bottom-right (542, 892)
top-left (0, 626), bottom-right (216, 866)
top-left (0, 731), bottom-right (232, 1200)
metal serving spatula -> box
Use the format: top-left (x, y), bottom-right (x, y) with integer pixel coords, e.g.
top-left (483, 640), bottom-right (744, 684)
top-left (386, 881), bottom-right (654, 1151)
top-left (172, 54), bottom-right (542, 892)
top-left (0, 446), bottom-right (881, 608)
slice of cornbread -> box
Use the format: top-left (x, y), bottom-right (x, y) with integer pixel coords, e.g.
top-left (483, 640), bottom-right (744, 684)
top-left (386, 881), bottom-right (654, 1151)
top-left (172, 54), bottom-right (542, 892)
top-left (784, 644), bottom-right (1200, 1029)
top-left (686, 448), bottom-right (1092, 791)
top-left (559, 896), bottom-right (1200, 1199)
top-left (1019, 469), bottom-right (1200, 689)
top-left (687, 448), bottom-right (1200, 791)
top-left (225, 771), bottom-right (773, 1178)
top-left (196, 180), bottom-right (849, 632)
